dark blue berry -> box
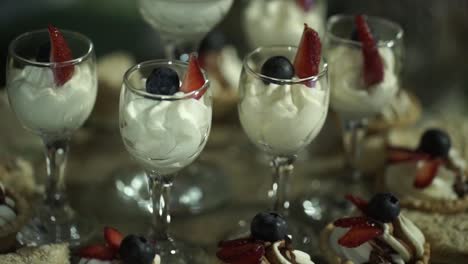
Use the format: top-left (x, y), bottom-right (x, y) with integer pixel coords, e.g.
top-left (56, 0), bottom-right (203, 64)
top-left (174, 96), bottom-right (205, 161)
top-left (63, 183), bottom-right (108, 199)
top-left (199, 29), bottom-right (227, 54)
top-left (418, 129), bottom-right (451, 158)
top-left (36, 42), bottom-right (51, 62)
top-left (145, 67), bottom-right (180, 95)
top-left (250, 212), bottom-right (288, 242)
top-left (366, 193), bottom-right (400, 223)
top-left (119, 235), bottom-right (156, 264)
top-left (260, 56), bottom-right (295, 84)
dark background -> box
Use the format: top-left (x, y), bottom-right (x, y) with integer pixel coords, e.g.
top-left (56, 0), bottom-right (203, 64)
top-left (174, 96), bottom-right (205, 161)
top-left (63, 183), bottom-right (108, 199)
top-left (1, 0), bottom-right (468, 107)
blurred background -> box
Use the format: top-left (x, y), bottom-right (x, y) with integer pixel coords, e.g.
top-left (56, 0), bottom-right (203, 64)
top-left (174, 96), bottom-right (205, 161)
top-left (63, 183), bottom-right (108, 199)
top-left (1, 0), bottom-right (468, 108)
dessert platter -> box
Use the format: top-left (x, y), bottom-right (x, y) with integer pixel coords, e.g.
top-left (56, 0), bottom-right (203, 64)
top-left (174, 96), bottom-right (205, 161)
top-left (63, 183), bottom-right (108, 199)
top-left (1, 1), bottom-right (468, 263)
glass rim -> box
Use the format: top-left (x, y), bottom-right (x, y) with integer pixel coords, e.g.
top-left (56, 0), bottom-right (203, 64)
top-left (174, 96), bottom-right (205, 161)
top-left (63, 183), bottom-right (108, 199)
top-left (8, 28), bottom-right (94, 68)
top-left (123, 59), bottom-right (210, 101)
top-left (243, 45), bottom-right (328, 84)
top-left (327, 14), bottom-right (404, 48)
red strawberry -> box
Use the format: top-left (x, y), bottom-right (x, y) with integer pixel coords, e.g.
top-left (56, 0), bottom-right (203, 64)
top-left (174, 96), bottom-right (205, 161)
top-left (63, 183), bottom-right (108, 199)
top-left (387, 147), bottom-right (430, 164)
top-left (334, 217), bottom-right (369, 228)
top-left (218, 237), bottom-right (254, 248)
top-left (47, 25), bottom-right (74, 86)
top-left (345, 194), bottom-right (368, 212)
top-left (338, 222), bottom-right (383, 248)
top-left (79, 244), bottom-right (115, 260)
top-left (414, 159), bottom-right (444, 188)
top-left (180, 53), bottom-right (206, 99)
top-left (296, 0), bottom-right (315, 12)
top-left (216, 242), bottom-right (264, 264)
top-left (293, 23), bottom-right (321, 87)
top-left (104, 226), bottom-right (123, 251)
top-left (354, 15), bottom-right (384, 87)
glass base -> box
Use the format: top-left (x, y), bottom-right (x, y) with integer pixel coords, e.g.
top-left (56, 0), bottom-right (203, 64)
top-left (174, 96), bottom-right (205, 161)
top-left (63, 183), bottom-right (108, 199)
top-left (17, 204), bottom-right (96, 247)
top-left (113, 161), bottom-right (230, 215)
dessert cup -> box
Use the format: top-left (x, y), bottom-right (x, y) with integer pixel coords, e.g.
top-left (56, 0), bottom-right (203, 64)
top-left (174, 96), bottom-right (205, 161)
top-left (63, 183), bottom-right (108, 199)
top-left (233, 44), bottom-right (329, 253)
top-left (6, 28), bottom-right (97, 246)
top-left (119, 59), bottom-right (212, 263)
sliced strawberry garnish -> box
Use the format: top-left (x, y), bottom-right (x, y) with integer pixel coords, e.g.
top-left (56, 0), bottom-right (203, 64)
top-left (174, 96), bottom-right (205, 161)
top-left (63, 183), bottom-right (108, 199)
top-left (387, 147), bottom-right (430, 164)
top-left (180, 53), bottom-right (206, 99)
top-left (354, 15), bottom-right (384, 87)
top-left (79, 244), bottom-right (115, 260)
top-left (293, 23), bottom-right (321, 87)
top-left (216, 242), bottom-right (264, 264)
top-left (47, 25), bottom-right (74, 86)
top-left (338, 222), bottom-right (383, 248)
top-left (104, 226), bottom-right (123, 251)
top-left (218, 237), bottom-right (254, 248)
top-left (345, 194), bottom-right (368, 212)
top-left (296, 0), bottom-right (315, 12)
top-left (414, 159), bottom-right (444, 189)
top-left (334, 216), bottom-right (369, 228)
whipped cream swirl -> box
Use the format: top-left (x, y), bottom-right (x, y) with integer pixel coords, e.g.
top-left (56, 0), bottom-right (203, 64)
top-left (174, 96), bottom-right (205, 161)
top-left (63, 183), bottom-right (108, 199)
top-left (264, 240), bottom-right (314, 264)
top-left (121, 92), bottom-right (211, 174)
top-left (329, 214), bottom-right (426, 263)
top-left (8, 64), bottom-right (97, 135)
top-left (329, 46), bottom-right (399, 120)
top-left (238, 79), bottom-right (328, 156)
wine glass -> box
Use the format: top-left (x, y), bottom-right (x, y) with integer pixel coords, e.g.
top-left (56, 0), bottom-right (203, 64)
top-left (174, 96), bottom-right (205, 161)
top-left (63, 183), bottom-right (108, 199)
top-left (120, 60), bottom-right (212, 262)
top-left (139, 0), bottom-right (234, 59)
top-left (236, 46), bottom-right (329, 251)
top-left (6, 28), bottom-right (97, 246)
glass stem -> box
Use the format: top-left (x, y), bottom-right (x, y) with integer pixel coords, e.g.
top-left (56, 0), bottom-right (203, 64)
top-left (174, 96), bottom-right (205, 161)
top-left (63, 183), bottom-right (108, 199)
top-left (43, 138), bottom-right (69, 208)
top-left (270, 156), bottom-right (295, 215)
top-left (342, 119), bottom-right (368, 181)
top-left (147, 171), bottom-right (174, 242)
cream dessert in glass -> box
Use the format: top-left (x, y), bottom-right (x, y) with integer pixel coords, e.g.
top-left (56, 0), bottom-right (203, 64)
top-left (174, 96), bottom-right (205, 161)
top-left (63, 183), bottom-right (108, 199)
top-left (327, 15), bottom-right (403, 181)
top-left (243, 0), bottom-right (327, 49)
top-left (237, 25), bottom-right (329, 251)
top-left (6, 25), bottom-right (97, 246)
top-left (139, 0), bottom-right (233, 59)
top-left (120, 54), bottom-right (211, 263)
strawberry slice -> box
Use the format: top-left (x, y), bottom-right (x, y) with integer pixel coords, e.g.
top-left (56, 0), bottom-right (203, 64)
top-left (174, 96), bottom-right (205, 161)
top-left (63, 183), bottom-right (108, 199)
top-left (387, 147), bottom-right (430, 164)
top-left (345, 194), bottom-right (368, 212)
top-left (47, 25), bottom-right (74, 86)
top-left (296, 0), bottom-right (315, 12)
top-left (293, 23), bottom-right (321, 87)
top-left (354, 15), bottom-right (384, 87)
top-left (104, 226), bottom-right (123, 251)
top-left (180, 53), bottom-right (206, 99)
top-left (217, 242), bottom-right (264, 264)
top-left (334, 217), bottom-right (369, 228)
top-left (79, 244), bottom-right (115, 260)
top-left (338, 222), bottom-right (383, 248)
top-left (414, 159), bottom-right (444, 188)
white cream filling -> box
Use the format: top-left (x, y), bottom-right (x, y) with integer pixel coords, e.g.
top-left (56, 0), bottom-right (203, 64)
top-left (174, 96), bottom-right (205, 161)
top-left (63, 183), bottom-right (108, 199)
top-left (8, 64), bottom-right (97, 134)
top-left (329, 215), bottom-right (425, 263)
top-left (385, 159), bottom-right (459, 201)
top-left (329, 46), bottom-right (399, 120)
top-left (244, 0), bottom-right (325, 49)
top-left (270, 241), bottom-right (314, 264)
top-left (121, 91), bottom-right (211, 174)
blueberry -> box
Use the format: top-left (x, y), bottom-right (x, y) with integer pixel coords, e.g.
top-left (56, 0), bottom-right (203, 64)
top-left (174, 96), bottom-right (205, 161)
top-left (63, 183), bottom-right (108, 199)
top-left (418, 129), bottom-right (451, 158)
top-left (366, 193), bottom-right (400, 223)
top-left (145, 67), bottom-right (180, 95)
top-left (250, 212), bottom-right (288, 242)
top-left (119, 235), bottom-right (156, 264)
top-left (260, 56), bottom-right (295, 84)
top-left (36, 42), bottom-right (51, 62)
top-left (199, 29), bottom-right (227, 54)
